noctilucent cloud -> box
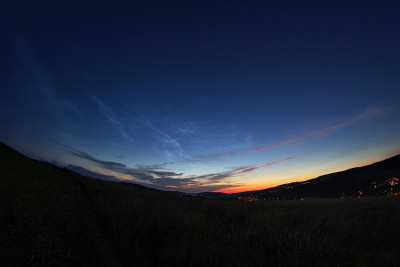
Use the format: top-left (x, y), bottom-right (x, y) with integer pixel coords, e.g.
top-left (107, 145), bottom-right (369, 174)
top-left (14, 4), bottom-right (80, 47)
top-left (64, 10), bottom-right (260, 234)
top-left (1, 1), bottom-right (400, 193)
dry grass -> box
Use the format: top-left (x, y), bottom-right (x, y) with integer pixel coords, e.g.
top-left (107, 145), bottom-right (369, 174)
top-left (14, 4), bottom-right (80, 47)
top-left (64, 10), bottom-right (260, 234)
top-left (1, 146), bottom-right (400, 266)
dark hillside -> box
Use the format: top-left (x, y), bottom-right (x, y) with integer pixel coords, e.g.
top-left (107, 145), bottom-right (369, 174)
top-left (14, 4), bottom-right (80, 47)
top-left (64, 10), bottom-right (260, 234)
top-left (1, 142), bottom-right (400, 266)
top-left (235, 155), bottom-right (400, 200)
top-left (0, 142), bottom-right (123, 265)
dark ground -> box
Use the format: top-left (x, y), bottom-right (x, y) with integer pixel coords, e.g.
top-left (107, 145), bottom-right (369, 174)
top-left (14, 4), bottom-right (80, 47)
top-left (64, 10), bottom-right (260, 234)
top-left (1, 142), bottom-right (400, 266)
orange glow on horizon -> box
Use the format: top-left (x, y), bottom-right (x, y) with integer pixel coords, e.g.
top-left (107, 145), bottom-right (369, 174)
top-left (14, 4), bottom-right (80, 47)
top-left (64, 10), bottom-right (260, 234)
top-left (214, 152), bottom-right (400, 194)
top-left (215, 183), bottom-right (278, 194)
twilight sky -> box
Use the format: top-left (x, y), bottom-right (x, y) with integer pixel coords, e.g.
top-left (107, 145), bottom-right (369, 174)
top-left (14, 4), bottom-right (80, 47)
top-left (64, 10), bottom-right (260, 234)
top-left (1, 1), bottom-right (400, 193)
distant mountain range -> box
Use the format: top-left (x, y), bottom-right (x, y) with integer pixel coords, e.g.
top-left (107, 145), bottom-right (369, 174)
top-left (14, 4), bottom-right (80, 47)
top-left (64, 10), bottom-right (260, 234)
top-left (1, 141), bottom-right (400, 200)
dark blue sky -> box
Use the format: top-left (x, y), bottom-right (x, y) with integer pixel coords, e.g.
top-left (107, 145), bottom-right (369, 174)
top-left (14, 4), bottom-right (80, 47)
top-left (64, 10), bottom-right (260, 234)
top-left (1, 1), bottom-right (400, 192)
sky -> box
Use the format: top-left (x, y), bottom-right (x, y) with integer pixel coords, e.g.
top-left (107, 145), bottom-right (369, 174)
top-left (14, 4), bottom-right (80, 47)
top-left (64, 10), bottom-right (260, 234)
top-left (1, 1), bottom-right (400, 193)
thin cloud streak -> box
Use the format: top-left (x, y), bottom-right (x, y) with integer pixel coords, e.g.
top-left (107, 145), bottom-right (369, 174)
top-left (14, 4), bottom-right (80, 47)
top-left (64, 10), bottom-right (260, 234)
top-left (92, 95), bottom-right (136, 145)
top-left (244, 107), bottom-right (392, 154)
top-left (71, 149), bottom-right (295, 191)
top-left (169, 156), bottom-right (296, 191)
top-left (232, 157), bottom-right (295, 174)
top-left (192, 107), bottom-right (392, 160)
top-left (139, 114), bottom-right (186, 160)
top-left (71, 150), bottom-right (156, 182)
top-left (13, 35), bottom-right (82, 116)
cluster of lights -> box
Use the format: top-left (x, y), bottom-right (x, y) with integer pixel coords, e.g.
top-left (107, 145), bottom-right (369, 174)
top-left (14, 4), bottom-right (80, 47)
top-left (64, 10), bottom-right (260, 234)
top-left (370, 177), bottom-right (399, 196)
top-left (238, 196), bottom-right (280, 202)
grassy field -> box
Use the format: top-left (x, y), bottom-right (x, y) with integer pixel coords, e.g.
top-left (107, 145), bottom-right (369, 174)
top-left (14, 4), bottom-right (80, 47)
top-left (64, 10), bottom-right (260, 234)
top-left (1, 143), bottom-right (400, 266)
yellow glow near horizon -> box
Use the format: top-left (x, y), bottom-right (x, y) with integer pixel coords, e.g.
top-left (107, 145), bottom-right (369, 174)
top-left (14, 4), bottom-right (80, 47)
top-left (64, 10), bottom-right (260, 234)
top-left (215, 151), bottom-right (400, 193)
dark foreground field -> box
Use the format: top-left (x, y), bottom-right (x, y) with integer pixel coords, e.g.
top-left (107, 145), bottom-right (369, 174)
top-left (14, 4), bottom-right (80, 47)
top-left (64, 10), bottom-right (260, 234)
top-left (1, 143), bottom-right (400, 266)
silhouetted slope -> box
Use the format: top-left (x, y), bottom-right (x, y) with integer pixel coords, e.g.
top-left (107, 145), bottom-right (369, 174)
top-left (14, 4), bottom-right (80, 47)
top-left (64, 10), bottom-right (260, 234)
top-left (236, 155), bottom-right (400, 200)
top-left (0, 142), bottom-right (123, 265)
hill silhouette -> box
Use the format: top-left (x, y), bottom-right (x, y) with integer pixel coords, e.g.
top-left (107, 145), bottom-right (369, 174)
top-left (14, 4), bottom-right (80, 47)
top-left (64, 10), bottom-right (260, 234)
top-left (232, 155), bottom-right (400, 200)
top-left (1, 141), bottom-right (400, 266)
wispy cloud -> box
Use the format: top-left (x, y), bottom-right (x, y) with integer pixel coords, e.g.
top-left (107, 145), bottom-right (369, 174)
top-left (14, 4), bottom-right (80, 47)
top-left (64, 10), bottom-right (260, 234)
top-left (13, 35), bottom-right (82, 116)
top-left (71, 150), bottom-right (156, 182)
top-left (88, 99), bottom-right (254, 164)
top-left (71, 149), bottom-right (295, 192)
top-left (92, 95), bottom-right (136, 145)
top-left (240, 107), bottom-right (392, 155)
top-left (90, 99), bottom-right (191, 160)
top-left (189, 107), bottom-right (392, 161)
top-left (135, 162), bottom-right (176, 171)
top-left (162, 156), bottom-right (295, 191)
top-left (138, 114), bottom-right (187, 161)
top-left (127, 109), bottom-right (253, 163)
top-left (231, 157), bottom-right (295, 175)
